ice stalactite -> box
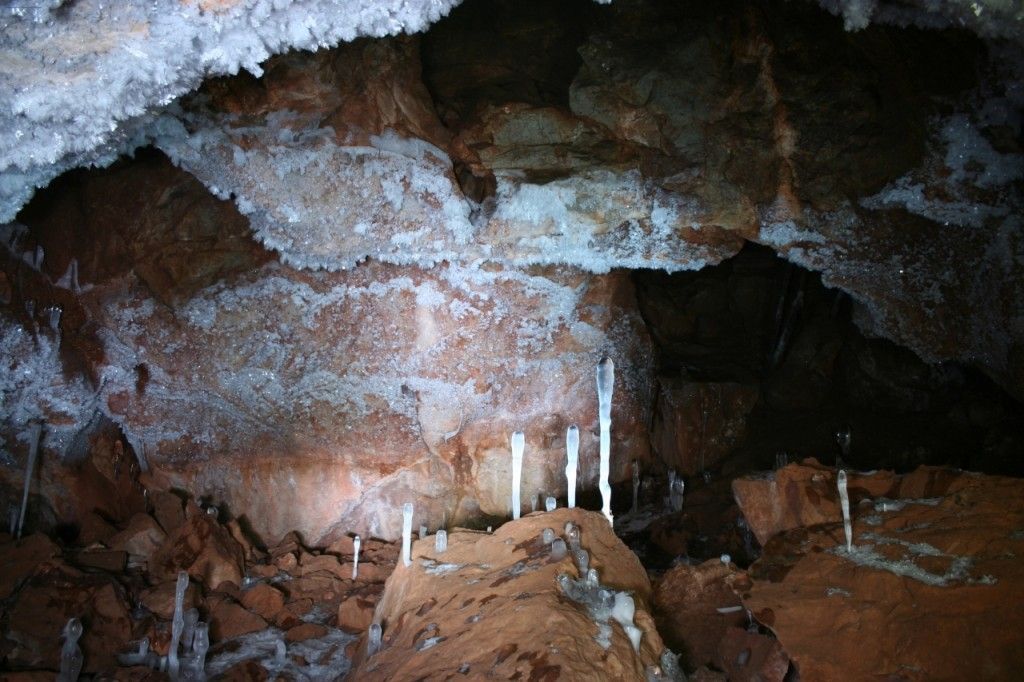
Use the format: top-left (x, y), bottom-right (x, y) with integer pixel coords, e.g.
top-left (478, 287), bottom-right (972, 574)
top-left (565, 425), bottom-right (579, 509)
top-left (402, 503), bottom-right (414, 567)
top-left (352, 535), bottom-right (361, 579)
top-left (16, 420), bottom-right (42, 539)
top-left (596, 358), bottom-right (614, 525)
top-left (838, 469), bottom-right (853, 552)
top-left (510, 431), bottom-right (525, 520)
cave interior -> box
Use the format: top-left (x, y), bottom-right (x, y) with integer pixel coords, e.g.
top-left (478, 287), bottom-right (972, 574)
top-left (1, 0), bottom-right (1023, 679)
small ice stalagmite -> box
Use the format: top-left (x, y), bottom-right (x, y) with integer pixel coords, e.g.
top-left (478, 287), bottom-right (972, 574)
top-left (510, 431), bottom-right (525, 520)
top-left (275, 639), bottom-right (287, 666)
top-left (367, 623), bottom-right (383, 656)
top-left (435, 529), bottom-right (447, 553)
top-left (58, 618), bottom-right (83, 682)
top-left (419, 525), bottom-right (427, 540)
top-left (352, 535), bottom-right (361, 579)
top-left (596, 358), bottom-right (614, 525)
top-left (565, 425), bottom-right (579, 508)
top-left (545, 496), bottom-right (556, 512)
top-left (837, 469), bottom-right (852, 552)
top-left (17, 420), bottom-right (42, 539)
top-left (611, 592), bottom-right (642, 652)
top-left (402, 503), bottom-right (414, 567)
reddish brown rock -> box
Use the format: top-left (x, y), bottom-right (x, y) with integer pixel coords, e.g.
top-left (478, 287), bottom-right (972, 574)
top-left (297, 552), bottom-right (347, 579)
top-left (107, 513), bottom-right (166, 564)
top-left (140, 579), bottom-right (200, 620)
top-left (5, 564), bottom-right (132, 672)
top-left (77, 512), bottom-right (118, 546)
top-left (337, 587), bottom-right (381, 633)
top-left (743, 470), bottom-right (1024, 680)
top-left (285, 622), bottom-right (328, 643)
top-left (731, 459), bottom-right (899, 545)
top-left (651, 379), bottom-right (760, 476)
top-left (149, 512), bottom-right (244, 589)
top-left (149, 490), bottom-right (185, 535)
top-left (0, 533), bottom-right (60, 599)
top-left (239, 583), bottom-right (286, 621)
top-left (714, 627), bottom-right (789, 682)
top-left (208, 599), bottom-right (268, 642)
top-left (350, 508), bottom-right (667, 680)
top-left (653, 560), bottom-right (749, 671)
top-left (73, 549), bottom-right (127, 572)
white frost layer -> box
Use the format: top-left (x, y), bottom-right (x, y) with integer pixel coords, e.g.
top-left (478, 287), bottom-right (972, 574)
top-left (0, 0), bottom-right (463, 222)
top-left (817, 0), bottom-right (1024, 41)
top-left (151, 104), bottom-right (730, 274)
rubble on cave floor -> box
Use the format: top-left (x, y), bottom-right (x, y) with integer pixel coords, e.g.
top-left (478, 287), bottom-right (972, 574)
top-left (1, 463), bottom-right (1022, 680)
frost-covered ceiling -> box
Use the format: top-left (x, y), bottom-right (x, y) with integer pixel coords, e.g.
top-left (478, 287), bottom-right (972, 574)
top-left (1, 0), bottom-right (1022, 223)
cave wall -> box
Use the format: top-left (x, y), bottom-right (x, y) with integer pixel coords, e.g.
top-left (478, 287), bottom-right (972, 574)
top-left (1, 0), bottom-right (1022, 541)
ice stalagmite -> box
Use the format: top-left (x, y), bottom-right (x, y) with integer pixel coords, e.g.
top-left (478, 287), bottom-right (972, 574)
top-left (168, 571), bottom-right (189, 680)
top-left (838, 469), bottom-right (852, 552)
top-left (511, 431), bottom-right (525, 520)
top-left (17, 420), bottom-right (42, 539)
top-left (435, 529), bottom-right (447, 553)
top-left (57, 618), bottom-right (83, 682)
top-left (402, 503), bottom-right (414, 567)
top-left (596, 358), bottom-right (614, 525)
top-left (565, 425), bottom-right (579, 508)
top-left (352, 535), bottom-right (361, 579)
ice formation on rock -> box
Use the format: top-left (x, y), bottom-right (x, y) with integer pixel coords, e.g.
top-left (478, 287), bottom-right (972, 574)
top-left (402, 502), bottom-right (414, 567)
top-left (367, 623), bottom-right (383, 656)
top-left (435, 529), bottom-right (447, 553)
top-left (510, 430), bottom-right (525, 520)
top-left (168, 571), bottom-right (189, 680)
top-left (838, 469), bottom-right (853, 552)
top-left (352, 535), bottom-right (361, 579)
top-left (565, 425), bottom-right (580, 509)
top-left (0, 0), bottom-right (464, 223)
top-left (545, 496), bottom-right (557, 512)
top-left (57, 618), bottom-right (83, 682)
top-left (15, 419), bottom-right (41, 539)
top-left (596, 358), bottom-right (615, 524)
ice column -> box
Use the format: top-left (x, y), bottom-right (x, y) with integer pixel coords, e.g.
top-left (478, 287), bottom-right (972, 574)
top-left (402, 503), bottom-right (414, 567)
top-left (352, 535), bottom-right (361, 579)
top-left (565, 425), bottom-right (579, 508)
top-left (596, 358), bottom-right (615, 525)
top-left (511, 431), bottom-right (525, 520)
top-left (58, 618), bottom-right (83, 682)
top-left (837, 469), bottom-right (852, 552)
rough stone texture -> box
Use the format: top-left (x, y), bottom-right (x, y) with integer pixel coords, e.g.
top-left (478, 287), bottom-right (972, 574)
top-left (107, 512), bottom-right (167, 565)
top-left (742, 470), bottom-right (1024, 680)
top-left (3, 561), bottom-right (133, 672)
top-left (731, 459), bottom-right (972, 545)
top-left (350, 508), bottom-right (668, 680)
top-left (651, 380), bottom-right (760, 476)
top-left (149, 512), bottom-right (245, 588)
top-left (652, 560), bottom-right (749, 671)
top-left (96, 259), bottom-right (652, 543)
